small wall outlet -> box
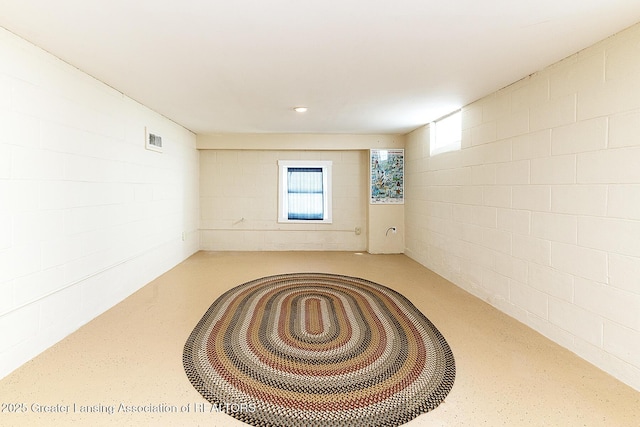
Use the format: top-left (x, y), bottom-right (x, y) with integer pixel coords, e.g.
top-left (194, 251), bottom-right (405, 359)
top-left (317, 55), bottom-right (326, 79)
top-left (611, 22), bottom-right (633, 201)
top-left (355, 227), bottom-right (362, 235)
top-left (181, 231), bottom-right (186, 241)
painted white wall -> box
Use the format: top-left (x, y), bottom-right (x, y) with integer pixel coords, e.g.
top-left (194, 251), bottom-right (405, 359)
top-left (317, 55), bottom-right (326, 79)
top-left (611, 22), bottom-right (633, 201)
top-left (0, 27), bottom-right (199, 379)
top-left (405, 23), bottom-right (640, 391)
top-left (200, 149), bottom-right (369, 251)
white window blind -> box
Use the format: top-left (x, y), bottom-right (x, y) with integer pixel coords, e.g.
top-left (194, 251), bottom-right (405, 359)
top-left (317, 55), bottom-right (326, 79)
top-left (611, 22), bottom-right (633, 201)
top-left (278, 161), bottom-right (332, 223)
top-left (287, 167), bottom-right (324, 220)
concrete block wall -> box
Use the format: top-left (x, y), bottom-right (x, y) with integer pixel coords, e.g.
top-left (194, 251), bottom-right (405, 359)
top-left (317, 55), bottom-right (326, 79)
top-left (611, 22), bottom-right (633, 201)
top-left (0, 28), bottom-right (199, 379)
top-left (405, 23), bottom-right (640, 390)
top-left (200, 149), bottom-right (367, 251)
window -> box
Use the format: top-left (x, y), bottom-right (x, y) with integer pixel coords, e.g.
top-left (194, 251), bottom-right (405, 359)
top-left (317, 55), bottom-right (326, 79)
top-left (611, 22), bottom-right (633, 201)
top-left (430, 110), bottom-right (461, 156)
top-left (278, 160), bottom-right (332, 223)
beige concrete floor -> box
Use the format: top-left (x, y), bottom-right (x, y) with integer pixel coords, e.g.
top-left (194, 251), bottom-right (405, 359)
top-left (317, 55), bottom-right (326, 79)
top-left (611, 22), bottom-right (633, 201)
top-left (0, 251), bottom-right (639, 427)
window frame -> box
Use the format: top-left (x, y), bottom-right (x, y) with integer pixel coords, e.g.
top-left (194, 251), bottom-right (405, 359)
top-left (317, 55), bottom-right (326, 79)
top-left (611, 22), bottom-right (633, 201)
top-left (277, 160), bottom-right (333, 224)
top-left (430, 109), bottom-right (462, 156)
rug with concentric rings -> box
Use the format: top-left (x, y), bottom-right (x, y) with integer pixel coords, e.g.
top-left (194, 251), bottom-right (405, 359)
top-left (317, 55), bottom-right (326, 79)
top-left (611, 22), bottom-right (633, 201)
top-left (183, 273), bottom-right (455, 427)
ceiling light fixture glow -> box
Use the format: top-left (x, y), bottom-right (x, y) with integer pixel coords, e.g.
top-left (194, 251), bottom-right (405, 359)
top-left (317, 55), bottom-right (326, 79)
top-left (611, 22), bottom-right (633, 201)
top-left (293, 107), bottom-right (308, 113)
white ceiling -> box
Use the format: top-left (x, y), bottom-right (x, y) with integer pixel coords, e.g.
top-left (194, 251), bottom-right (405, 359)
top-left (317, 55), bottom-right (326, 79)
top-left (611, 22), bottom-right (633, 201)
top-left (1, 1), bottom-right (640, 135)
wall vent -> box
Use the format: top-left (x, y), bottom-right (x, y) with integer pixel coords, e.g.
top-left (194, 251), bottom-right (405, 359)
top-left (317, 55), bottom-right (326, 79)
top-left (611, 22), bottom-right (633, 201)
top-left (145, 127), bottom-right (163, 152)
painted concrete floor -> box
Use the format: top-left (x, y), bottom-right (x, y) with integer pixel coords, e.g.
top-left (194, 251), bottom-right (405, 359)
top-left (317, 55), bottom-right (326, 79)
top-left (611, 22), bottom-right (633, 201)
top-left (1, 251), bottom-right (639, 426)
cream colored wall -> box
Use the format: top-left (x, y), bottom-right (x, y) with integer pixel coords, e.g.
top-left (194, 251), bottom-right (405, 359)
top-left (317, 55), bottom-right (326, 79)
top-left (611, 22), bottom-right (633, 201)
top-left (198, 134), bottom-right (406, 252)
top-left (200, 149), bottom-right (369, 251)
top-left (197, 133), bottom-right (403, 150)
top-left (367, 205), bottom-right (405, 254)
top-left (0, 28), bottom-right (199, 379)
top-left (405, 23), bottom-right (640, 391)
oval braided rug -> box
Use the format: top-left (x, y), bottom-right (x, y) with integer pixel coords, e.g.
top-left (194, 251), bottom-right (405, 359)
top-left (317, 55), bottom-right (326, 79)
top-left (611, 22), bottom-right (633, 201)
top-left (183, 273), bottom-right (455, 427)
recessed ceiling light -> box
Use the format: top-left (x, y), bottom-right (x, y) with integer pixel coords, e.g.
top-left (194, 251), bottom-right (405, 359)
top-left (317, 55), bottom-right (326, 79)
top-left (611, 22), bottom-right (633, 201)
top-left (293, 107), bottom-right (308, 113)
